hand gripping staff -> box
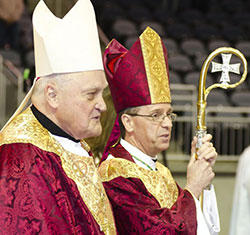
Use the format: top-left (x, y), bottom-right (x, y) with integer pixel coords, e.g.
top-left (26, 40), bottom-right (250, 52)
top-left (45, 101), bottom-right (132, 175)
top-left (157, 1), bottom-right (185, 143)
top-left (196, 47), bottom-right (248, 208)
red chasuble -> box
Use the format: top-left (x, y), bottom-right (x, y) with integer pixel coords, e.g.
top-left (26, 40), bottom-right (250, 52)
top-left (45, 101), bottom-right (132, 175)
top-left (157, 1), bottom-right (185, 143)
top-left (99, 143), bottom-right (197, 235)
top-left (0, 108), bottom-right (116, 234)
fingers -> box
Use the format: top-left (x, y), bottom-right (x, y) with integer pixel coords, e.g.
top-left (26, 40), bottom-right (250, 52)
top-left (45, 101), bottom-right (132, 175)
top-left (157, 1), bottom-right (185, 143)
top-left (191, 134), bottom-right (212, 156)
top-left (191, 134), bottom-right (212, 147)
top-left (197, 141), bottom-right (218, 166)
top-left (191, 134), bottom-right (218, 167)
top-left (193, 134), bottom-right (217, 165)
top-left (186, 158), bottom-right (215, 198)
top-left (204, 163), bottom-right (215, 183)
top-left (197, 142), bottom-right (214, 158)
top-left (204, 152), bottom-right (217, 166)
top-left (197, 159), bottom-right (215, 183)
top-left (202, 133), bottom-right (212, 143)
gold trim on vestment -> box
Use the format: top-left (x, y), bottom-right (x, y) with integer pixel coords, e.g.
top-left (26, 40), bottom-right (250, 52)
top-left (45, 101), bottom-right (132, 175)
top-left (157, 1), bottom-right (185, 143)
top-left (140, 27), bottom-right (171, 103)
top-left (99, 158), bottom-right (178, 208)
top-left (0, 108), bottom-right (116, 235)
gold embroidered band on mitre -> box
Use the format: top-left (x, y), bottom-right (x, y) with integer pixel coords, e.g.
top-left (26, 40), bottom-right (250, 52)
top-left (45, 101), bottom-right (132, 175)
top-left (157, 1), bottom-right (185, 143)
top-left (0, 108), bottom-right (116, 235)
top-left (99, 158), bottom-right (178, 208)
top-left (140, 27), bottom-right (171, 103)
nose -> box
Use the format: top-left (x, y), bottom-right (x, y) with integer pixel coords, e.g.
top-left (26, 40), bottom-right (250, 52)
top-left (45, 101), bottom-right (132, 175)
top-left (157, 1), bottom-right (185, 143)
top-left (161, 116), bottom-right (172, 128)
top-left (96, 95), bottom-right (107, 112)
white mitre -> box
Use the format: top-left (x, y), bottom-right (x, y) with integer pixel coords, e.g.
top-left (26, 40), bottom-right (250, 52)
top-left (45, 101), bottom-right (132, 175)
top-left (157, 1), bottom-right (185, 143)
top-left (1, 0), bottom-right (103, 131)
top-left (33, 0), bottom-right (103, 77)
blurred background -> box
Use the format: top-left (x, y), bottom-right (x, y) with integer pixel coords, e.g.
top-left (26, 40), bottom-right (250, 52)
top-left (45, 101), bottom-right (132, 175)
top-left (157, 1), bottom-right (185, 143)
top-left (0, 0), bottom-right (250, 234)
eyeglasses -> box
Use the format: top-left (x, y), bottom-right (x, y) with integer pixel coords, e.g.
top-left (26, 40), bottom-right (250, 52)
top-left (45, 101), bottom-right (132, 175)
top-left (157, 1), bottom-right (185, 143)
top-left (127, 112), bottom-right (177, 122)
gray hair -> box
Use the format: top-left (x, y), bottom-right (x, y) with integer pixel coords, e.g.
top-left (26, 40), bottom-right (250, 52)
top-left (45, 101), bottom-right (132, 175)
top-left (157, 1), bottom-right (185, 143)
top-left (118, 106), bottom-right (140, 138)
top-left (32, 73), bottom-right (73, 97)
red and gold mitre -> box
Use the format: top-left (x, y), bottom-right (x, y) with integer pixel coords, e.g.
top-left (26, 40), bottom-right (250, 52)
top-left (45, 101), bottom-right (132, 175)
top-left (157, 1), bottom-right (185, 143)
top-left (104, 27), bottom-right (171, 113)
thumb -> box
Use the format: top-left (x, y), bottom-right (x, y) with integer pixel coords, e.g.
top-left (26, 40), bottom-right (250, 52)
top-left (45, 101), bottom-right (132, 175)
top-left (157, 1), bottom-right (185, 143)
top-left (191, 136), bottom-right (198, 156)
top-left (189, 153), bottom-right (197, 165)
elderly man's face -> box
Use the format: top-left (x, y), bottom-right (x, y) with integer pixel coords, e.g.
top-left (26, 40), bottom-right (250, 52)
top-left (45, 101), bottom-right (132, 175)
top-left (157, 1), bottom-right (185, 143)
top-left (126, 103), bottom-right (173, 157)
top-left (55, 70), bottom-right (107, 140)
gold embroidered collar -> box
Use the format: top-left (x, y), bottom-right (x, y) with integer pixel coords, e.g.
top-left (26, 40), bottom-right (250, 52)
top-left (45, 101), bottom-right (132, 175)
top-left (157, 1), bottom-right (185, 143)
top-left (99, 158), bottom-right (178, 208)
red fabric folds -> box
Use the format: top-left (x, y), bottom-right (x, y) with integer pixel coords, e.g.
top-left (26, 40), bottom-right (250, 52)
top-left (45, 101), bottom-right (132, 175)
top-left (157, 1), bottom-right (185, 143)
top-left (0, 143), bottom-right (104, 235)
top-left (101, 114), bottom-right (120, 163)
top-left (103, 39), bottom-right (152, 113)
top-left (102, 143), bottom-right (197, 235)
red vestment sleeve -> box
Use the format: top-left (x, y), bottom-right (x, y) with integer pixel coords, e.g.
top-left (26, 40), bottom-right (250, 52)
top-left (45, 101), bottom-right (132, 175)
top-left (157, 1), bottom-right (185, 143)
top-left (103, 176), bottom-right (197, 235)
top-left (0, 143), bottom-right (104, 234)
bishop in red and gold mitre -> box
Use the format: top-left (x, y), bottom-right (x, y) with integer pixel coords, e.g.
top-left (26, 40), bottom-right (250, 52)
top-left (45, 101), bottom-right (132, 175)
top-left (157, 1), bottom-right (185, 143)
top-left (102, 26), bottom-right (172, 160)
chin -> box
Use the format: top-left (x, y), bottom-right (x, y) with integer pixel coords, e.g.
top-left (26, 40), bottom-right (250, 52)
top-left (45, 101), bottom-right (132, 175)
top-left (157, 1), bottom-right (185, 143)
top-left (94, 128), bottom-right (102, 137)
top-left (158, 143), bottom-right (170, 152)
top-left (88, 126), bottom-right (102, 138)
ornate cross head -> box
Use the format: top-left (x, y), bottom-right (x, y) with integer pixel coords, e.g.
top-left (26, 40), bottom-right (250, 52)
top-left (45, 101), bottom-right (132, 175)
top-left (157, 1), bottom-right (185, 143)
top-left (211, 53), bottom-right (240, 85)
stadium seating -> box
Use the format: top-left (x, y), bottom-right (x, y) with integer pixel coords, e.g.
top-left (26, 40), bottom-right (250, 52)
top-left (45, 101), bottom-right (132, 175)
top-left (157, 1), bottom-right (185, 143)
top-left (1, 0), bottom-right (250, 108)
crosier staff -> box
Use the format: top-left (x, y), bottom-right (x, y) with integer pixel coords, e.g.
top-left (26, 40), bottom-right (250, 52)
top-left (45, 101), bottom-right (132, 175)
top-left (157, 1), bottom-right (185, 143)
top-left (196, 47), bottom-right (248, 208)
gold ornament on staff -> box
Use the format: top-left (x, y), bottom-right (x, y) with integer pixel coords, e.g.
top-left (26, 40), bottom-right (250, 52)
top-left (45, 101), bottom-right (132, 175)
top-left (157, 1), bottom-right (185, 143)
top-left (196, 47), bottom-right (248, 151)
top-left (196, 47), bottom-right (248, 209)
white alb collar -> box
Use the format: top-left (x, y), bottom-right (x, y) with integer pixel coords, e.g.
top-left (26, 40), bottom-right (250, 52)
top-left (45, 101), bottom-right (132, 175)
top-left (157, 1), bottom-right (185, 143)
top-left (120, 139), bottom-right (157, 171)
top-left (50, 133), bottom-right (90, 157)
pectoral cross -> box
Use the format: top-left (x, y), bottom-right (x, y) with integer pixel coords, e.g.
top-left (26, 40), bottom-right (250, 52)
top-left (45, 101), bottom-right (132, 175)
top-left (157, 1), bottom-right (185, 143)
top-left (211, 53), bottom-right (240, 85)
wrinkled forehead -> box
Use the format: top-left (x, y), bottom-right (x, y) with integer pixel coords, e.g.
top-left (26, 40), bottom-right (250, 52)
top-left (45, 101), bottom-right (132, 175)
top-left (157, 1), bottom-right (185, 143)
top-left (56, 70), bottom-right (107, 88)
top-left (138, 103), bottom-right (172, 112)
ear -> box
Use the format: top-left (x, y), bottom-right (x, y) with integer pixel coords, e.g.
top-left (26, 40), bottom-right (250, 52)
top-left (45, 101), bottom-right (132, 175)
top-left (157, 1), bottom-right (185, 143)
top-left (44, 82), bottom-right (59, 108)
top-left (121, 114), bottom-right (134, 133)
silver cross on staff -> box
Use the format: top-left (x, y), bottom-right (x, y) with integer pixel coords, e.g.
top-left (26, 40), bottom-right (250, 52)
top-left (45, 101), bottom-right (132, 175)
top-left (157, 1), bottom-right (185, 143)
top-left (211, 53), bottom-right (241, 85)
